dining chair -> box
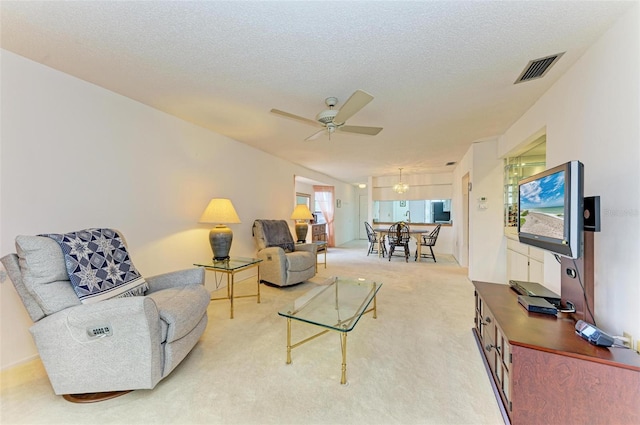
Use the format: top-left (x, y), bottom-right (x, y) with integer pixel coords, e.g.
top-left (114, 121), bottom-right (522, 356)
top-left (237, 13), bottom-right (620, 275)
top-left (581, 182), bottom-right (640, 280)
top-left (365, 221), bottom-right (387, 257)
top-left (415, 224), bottom-right (442, 262)
top-left (387, 222), bottom-right (411, 262)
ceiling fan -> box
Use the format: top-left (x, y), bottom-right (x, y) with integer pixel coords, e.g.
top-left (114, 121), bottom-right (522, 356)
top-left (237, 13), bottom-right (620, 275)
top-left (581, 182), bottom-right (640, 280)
top-left (270, 90), bottom-right (383, 141)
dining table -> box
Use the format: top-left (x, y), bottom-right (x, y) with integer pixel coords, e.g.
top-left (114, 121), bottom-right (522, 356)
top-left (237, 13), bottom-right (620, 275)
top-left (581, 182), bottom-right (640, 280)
top-left (372, 226), bottom-right (434, 262)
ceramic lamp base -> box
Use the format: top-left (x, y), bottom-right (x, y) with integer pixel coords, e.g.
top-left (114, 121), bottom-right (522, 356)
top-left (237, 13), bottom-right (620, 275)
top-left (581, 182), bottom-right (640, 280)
top-left (209, 225), bottom-right (233, 261)
top-left (295, 222), bottom-right (308, 243)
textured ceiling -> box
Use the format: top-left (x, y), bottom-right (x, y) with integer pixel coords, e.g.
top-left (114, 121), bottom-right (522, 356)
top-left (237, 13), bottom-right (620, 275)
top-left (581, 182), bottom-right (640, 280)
top-left (1, 1), bottom-right (634, 184)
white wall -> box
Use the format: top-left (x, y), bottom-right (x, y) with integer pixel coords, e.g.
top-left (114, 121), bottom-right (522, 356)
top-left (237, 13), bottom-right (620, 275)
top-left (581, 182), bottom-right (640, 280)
top-left (0, 50), bottom-right (354, 369)
top-left (469, 141), bottom-right (506, 283)
top-left (372, 172), bottom-right (453, 201)
top-left (452, 139), bottom-right (505, 282)
top-left (497, 5), bottom-right (640, 339)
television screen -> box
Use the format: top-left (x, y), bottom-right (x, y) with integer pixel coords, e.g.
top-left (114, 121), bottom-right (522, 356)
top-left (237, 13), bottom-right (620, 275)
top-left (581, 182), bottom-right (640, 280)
top-left (519, 169), bottom-right (565, 240)
top-left (518, 160), bottom-right (583, 258)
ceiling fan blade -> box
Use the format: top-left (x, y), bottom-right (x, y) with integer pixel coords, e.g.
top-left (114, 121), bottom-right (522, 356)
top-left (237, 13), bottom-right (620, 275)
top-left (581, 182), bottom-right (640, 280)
top-left (339, 125), bottom-right (383, 136)
top-left (270, 109), bottom-right (323, 128)
top-left (333, 90), bottom-right (374, 124)
top-left (305, 129), bottom-right (326, 141)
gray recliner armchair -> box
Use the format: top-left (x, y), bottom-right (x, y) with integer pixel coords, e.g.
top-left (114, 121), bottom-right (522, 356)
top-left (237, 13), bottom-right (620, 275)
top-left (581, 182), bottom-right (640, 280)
top-left (252, 219), bottom-right (317, 287)
top-left (0, 231), bottom-right (210, 401)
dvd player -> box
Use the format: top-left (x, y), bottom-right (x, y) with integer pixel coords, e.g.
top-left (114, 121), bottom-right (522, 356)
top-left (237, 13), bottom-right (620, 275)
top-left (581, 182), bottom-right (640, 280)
top-left (518, 295), bottom-right (558, 316)
top-left (509, 280), bottom-right (561, 307)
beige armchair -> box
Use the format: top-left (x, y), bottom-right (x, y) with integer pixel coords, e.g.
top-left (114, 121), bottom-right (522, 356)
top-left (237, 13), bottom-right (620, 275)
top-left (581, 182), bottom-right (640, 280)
top-left (1, 229), bottom-right (210, 401)
top-left (252, 219), bottom-right (317, 287)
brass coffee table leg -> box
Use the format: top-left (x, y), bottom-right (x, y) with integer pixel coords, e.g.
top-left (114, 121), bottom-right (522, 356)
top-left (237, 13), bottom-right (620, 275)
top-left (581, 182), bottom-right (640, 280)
top-left (373, 295), bottom-right (378, 319)
top-left (340, 332), bottom-right (348, 385)
top-left (286, 318), bottom-right (292, 364)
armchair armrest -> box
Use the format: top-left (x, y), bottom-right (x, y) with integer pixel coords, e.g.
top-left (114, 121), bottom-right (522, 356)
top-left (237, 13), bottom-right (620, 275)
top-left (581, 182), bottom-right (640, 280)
top-left (257, 246), bottom-right (287, 283)
top-left (145, 267), bottom-right (205, 294)
top-left (257, 246), bottom-right (287, 264)
top-left (294, 243), bottom-right (317, 254)
top-left (30, 296), bottom-right (163, 394)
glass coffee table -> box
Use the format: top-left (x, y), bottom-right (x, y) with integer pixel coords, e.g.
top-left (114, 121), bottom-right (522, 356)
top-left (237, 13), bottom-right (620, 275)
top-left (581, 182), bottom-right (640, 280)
top-left (278, 276), bottom-right (382, 384)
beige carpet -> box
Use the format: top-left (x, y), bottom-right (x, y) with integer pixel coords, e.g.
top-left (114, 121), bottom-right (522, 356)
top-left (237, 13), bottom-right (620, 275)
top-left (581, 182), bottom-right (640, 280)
top-left (0, 240), bottom-right (503, 425)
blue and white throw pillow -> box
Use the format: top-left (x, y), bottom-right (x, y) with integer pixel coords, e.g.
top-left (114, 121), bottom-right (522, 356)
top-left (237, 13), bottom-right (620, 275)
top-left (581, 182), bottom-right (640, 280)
top-left (42, 228), bottom-right (148, 304)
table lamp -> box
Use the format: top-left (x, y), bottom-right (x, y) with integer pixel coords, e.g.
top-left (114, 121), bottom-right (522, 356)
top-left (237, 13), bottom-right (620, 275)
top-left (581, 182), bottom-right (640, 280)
top-left (290, 204), bottom-right (314, 243)
top-left (199, 198), bottom-right (241, 261)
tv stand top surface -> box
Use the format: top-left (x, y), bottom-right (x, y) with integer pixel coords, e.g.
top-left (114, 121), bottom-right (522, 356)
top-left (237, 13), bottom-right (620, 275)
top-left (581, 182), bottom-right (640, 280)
top-left (473, 281), bottom-right (640, 371)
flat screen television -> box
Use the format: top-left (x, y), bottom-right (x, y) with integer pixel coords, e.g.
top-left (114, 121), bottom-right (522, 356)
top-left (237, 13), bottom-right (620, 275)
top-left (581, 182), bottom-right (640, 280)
top-left (518, 160), bottom-right (584, 259)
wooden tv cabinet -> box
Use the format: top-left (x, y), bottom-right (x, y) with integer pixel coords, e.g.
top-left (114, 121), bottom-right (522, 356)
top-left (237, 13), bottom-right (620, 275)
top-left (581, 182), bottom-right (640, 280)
top-left (473, 281), bottom-right (640, 425)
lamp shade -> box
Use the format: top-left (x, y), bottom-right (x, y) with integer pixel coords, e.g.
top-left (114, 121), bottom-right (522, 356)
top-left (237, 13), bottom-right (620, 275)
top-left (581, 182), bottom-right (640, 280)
top-left (290, 204), bottom-right (314, 220)
top-left (199, 198), bottom-right (241, 224)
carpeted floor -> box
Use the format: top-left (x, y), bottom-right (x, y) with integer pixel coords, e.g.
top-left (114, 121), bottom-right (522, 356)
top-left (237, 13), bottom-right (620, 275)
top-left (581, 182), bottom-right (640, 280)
top-left (0, 240), bottom-right (504, 425)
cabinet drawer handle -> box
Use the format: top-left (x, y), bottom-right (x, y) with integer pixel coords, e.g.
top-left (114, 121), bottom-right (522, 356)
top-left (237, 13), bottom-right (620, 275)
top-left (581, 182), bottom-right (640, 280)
top-left (485, 344), bottom-right (494, 352)
top-left (484, 316), bottom-right (492, 323)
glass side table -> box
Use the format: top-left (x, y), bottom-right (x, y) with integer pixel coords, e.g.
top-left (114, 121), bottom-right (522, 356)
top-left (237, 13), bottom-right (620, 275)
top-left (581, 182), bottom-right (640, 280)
top-left (194, 257), bottom-right (262, 319)
top-left (314, 241), bottom-right (327, 271)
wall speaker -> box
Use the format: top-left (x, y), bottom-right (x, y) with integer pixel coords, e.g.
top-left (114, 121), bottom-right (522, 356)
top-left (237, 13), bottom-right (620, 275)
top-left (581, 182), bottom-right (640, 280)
top-left (583, 196), bottom-right (601, 232)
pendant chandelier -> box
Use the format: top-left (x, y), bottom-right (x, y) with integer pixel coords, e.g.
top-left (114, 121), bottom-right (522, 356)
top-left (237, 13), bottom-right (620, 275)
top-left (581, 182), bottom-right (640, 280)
top-left (393, 168), bottom-right (409, 194)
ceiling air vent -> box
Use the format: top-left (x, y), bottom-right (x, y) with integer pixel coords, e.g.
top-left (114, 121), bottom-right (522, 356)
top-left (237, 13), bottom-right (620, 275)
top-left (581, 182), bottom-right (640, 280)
top-left (514, 52), bottom-right (565, 84)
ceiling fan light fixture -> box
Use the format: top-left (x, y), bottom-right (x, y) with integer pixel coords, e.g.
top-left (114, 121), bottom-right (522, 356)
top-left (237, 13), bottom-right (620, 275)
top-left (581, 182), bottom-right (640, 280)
top-left (316, 109), bottom-right (338, 124)
top-left (393, 168), bottom-right (409, 194)
top-left (326, 123), bottom-right (337, 140)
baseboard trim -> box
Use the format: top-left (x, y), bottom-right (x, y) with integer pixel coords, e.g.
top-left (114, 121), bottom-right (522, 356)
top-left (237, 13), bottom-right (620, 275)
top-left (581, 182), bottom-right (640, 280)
top-left (1, 353), bottom-right (40, 372)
